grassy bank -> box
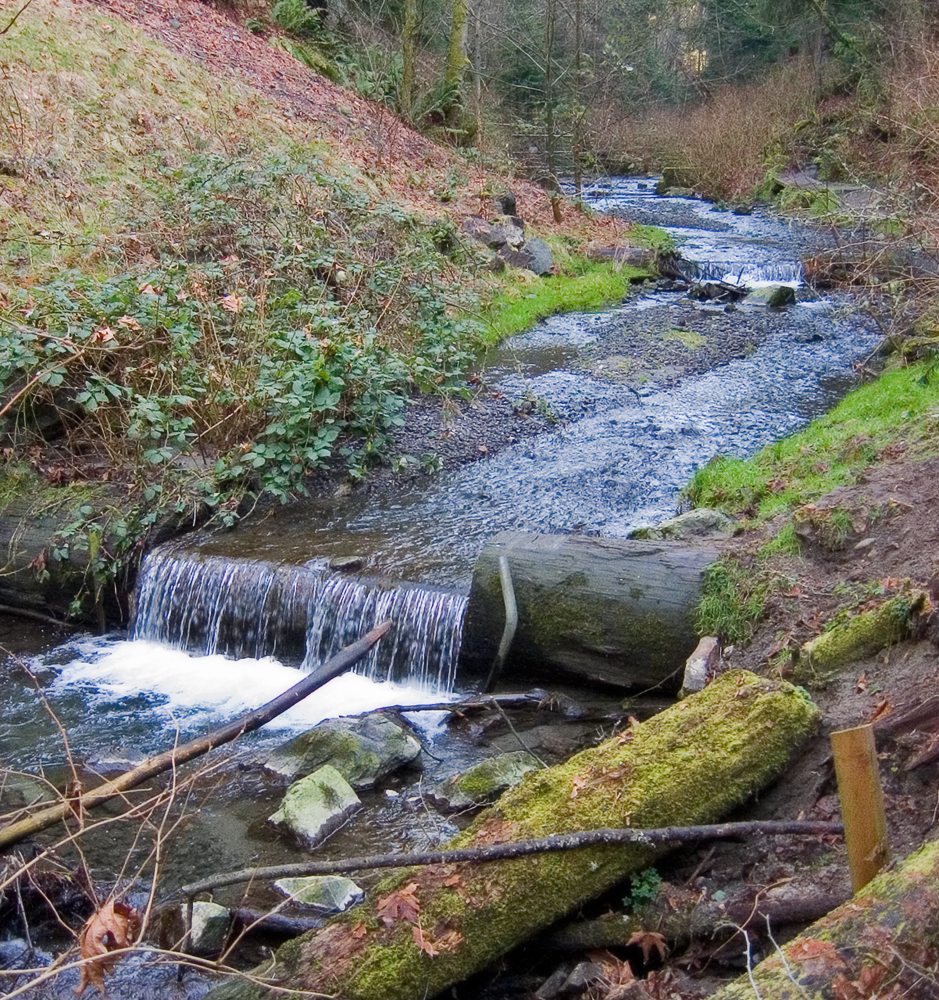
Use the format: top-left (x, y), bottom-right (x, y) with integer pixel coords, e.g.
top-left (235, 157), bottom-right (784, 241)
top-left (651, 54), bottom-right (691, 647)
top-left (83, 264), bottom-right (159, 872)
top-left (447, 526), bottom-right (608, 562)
top-left (686, 362), bottom-right (939, 522)
top-left (0, 0), bottom-right (652, 617)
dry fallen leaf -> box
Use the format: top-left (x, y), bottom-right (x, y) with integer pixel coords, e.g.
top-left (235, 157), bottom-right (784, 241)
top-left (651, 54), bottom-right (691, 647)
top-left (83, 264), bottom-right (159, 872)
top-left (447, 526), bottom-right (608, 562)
top-left (74, 899), bottom-right (142, 997)
top-left (377, 882), bottom-right (420, 927)
top-left (626, 929), bottom-right (668, 964)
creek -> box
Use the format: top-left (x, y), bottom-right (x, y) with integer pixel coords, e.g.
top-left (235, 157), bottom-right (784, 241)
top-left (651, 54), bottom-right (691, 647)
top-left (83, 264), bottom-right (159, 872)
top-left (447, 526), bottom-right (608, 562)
top-left (0, 179), bottom-right (879, 993)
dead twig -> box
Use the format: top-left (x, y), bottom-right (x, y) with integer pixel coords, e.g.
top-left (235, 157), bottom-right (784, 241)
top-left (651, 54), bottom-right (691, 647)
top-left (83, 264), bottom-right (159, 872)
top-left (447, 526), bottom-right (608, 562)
top-left (181, 820), bottom-right (844, 899)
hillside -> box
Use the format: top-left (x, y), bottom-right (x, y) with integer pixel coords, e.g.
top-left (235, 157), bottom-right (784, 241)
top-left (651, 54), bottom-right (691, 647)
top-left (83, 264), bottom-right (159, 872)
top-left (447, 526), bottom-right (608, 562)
top-left (0, 0), bottom-right (647, 616)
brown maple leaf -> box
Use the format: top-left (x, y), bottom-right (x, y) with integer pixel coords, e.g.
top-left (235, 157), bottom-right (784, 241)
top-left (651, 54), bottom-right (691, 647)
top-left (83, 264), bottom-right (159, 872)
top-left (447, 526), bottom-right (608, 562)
top-left (626, 929), bottom-right (668, 964)
top-left (74, 899), bottom-right (141, 997)
top-left (377, 882), bottom-right (420, 927)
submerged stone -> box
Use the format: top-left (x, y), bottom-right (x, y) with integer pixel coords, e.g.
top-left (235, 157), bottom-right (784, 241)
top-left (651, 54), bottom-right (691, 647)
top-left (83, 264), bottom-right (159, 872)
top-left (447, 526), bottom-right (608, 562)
top-left (268, 764), bottom-right (361, 846)
top-left (274, 875), bottom-right (364, 913)
top-left (433, 751), bottom-right (542, 810)
top-left (188, 902), bottom-right (231, 956)
top-left (264, 713), bottom-right (421, 788)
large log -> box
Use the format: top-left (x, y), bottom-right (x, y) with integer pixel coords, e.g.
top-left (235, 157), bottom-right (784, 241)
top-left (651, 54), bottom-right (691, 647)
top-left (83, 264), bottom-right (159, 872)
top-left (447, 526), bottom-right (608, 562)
top-left (201, 670), bottom-right (818, 1000)
top-left (458, 532), bottom-right (717, 690)
top-left (705, 837), bottom-right (939, 1000)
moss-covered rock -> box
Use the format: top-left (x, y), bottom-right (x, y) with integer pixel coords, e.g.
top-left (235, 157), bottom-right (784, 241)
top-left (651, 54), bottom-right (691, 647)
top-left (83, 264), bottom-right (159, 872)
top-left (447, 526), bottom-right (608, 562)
top-left (432, 752), bottom-right (542, 810)
top-left (268, 765), bottom-right (361, 846)
top-left (264, 713), bottom-right (421, 789)
top-left (204, 670), bottom-right (818, 1000)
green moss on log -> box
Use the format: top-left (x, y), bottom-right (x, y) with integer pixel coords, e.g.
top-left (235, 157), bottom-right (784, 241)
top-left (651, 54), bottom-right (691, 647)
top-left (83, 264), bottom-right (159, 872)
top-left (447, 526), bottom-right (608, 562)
top-left (793, 593), bottom-right (926, 687)
top-left (707, 838), bottom-right (939, 999)
top-left (204, 670), bottom-right (818, 1000)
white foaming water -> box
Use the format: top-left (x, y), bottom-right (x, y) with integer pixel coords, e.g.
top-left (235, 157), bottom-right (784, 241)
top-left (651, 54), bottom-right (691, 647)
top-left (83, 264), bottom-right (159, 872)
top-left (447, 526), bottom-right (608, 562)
top-left (49, 638), bottom-right (450, 734)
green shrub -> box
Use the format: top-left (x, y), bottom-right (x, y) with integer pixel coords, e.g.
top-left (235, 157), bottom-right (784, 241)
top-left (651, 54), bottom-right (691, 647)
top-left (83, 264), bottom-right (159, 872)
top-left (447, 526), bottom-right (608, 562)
top-left (272, 0), bottom-right (322, 40)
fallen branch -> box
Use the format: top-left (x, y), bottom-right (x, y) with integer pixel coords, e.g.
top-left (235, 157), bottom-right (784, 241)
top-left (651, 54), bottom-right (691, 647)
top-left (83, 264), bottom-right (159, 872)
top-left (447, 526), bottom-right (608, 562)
top-left (181, 820), bottom-right (843, 899)
top-left (0, 622), bottom-right (392, 851)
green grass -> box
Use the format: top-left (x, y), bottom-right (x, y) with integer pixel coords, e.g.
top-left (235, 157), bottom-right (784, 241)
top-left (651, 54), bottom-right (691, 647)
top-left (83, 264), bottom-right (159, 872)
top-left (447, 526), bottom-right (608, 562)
top-left (478, 260), bottom-right (647, 343)
top-left (686, 363), bottom-right (939, 520)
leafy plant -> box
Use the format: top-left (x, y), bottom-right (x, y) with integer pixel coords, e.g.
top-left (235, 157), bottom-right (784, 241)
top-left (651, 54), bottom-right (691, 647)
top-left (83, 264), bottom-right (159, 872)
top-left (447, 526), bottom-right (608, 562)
top-left (623, 867), bottom-right (661, 912)
top-left (272, 0), bottom-right (323, 40)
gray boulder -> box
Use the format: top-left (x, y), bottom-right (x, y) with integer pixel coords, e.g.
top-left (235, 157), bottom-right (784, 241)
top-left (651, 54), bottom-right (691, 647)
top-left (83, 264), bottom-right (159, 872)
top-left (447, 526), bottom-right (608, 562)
top-left (264, 713), bottom-right (421, 789)
top-left (746, 284), bottom-right (797, 308)
top-left (521, 237), bottom-right (554, 275)
top-left (269, 765), bottom-right (361, 846)
top-left (629, 508), bottom-right (736, 541)
top-left (433, 751), bottom-right (541, 810)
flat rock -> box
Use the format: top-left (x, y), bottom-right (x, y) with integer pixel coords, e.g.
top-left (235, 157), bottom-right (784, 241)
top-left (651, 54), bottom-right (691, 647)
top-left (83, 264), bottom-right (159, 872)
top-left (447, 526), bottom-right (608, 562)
top-left (274, 875), bottom-right (364, 913)
top-left (264, 713), bottom-right (421, 788)
top-left (746, 283), bottom-right (797, 308)
top-left (630, 508), bottom-right (736, 541)
top-left (268, 764), bottom-right (361, 846)
top-left (433, 750), bottom-right (541, 810)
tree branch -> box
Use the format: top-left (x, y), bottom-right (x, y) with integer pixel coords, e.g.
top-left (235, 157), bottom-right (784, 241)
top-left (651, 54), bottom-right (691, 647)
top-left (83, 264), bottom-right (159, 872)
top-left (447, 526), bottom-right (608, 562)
top-left (180, 820), bottom-right (843, 899)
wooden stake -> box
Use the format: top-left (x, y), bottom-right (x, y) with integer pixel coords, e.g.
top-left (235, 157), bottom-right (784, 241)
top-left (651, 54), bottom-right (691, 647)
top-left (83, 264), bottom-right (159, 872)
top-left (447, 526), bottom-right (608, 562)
top-left (831, 723), bottom-right (890, 892)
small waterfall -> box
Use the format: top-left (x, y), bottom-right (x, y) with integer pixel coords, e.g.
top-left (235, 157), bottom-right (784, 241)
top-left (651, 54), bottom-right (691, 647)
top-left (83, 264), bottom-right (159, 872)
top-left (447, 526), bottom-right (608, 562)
top-left (676, 259), bottom-right (804, 285)
top-left (131, 545), bottom-right (467, 691)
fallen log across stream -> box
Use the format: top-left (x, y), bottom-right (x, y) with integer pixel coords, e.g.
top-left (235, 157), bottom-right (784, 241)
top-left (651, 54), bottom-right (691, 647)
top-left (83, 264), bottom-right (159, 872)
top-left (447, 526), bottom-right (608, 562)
top-left (201, 669), bottom-right (820, 1000)
top-left (459, 532), bottom-right (718, 690)
top-left (0, 622), bottom-right (392, 851)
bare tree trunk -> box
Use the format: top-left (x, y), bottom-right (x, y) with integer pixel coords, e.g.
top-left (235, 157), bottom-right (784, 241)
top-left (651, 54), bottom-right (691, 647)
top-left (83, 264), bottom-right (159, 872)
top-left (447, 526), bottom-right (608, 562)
top-left (544, 0), bottom-right (563, 221)
top-left (400, 0), bottom-right (418, 118)
top-left (445, 0), bottom-right (469, 128)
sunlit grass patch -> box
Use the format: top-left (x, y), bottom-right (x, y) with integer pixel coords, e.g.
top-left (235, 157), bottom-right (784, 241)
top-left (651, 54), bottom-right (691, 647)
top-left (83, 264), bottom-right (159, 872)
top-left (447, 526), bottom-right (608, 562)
top-left (478, 260), bottom-right (647, 343)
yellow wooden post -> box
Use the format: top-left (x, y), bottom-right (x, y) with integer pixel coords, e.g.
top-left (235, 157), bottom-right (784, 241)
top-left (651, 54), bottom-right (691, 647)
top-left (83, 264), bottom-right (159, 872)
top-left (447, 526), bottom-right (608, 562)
top-left (831, 723), bottom-right (890, 892)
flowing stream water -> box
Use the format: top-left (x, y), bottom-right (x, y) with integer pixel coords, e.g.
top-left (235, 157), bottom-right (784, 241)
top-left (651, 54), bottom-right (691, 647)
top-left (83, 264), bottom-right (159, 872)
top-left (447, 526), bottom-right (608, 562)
top-left (0, 179), bottom-right (879, 903)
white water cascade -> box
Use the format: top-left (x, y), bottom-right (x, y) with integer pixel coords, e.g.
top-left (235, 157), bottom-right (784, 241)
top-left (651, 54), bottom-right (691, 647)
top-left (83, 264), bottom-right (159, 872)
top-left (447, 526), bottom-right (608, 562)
top-left (131, 544), bottom-right (468, 691)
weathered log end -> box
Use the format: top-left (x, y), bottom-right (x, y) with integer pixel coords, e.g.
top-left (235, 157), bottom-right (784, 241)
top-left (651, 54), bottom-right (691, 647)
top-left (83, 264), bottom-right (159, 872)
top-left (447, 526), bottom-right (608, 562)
top-left (458, 531), bottom-right (718, 691)
top-left (202, 670), bottom-right (818, 1000)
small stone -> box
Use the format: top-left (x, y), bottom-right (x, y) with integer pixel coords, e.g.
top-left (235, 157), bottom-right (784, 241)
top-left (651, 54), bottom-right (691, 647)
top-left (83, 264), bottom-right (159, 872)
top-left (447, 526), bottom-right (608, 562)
top-left (329, 555), bottom-right (366, 572)
top-left (681, 636), bottom-right (722, 697)
top-left (274, 875), bottom-right (364, 912)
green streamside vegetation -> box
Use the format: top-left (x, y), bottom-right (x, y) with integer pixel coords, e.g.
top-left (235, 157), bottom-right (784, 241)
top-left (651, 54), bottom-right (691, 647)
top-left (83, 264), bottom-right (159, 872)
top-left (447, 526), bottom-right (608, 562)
top-left (685, 362), bottom-right (939, 521)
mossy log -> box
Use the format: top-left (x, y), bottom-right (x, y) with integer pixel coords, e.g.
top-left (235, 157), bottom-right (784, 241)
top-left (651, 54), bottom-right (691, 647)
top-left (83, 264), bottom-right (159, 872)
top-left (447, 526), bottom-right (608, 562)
top-left (202, 670), bottom-right (818, 1000)
top-left (705, 837), bottom-right (939, 1000)
top-left (458, 532), bottom-right (717, 690)
top-left (792, 593), bottom-right (927, 687)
